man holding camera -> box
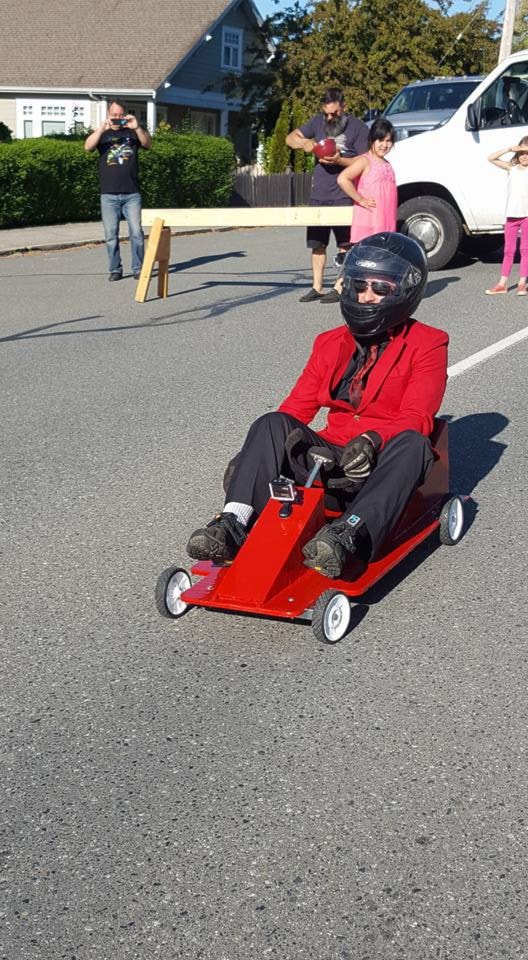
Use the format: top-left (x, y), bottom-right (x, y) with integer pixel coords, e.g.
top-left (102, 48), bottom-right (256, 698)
top-left (85, 100), bottom-right (151, 281)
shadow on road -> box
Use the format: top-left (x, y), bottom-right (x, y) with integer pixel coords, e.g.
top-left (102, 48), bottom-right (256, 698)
top-left (0, 315), bottom-right (103, 343)
top-left (356, 411), bottom-right (508, 606)
top-left (423, 275), bottom-right (460, 298)
top-left (168, 250), bottom-right (247, 273)
top-left (0, 275), bottom-right (306, 339)
top-left (446, 410), bottom-right (508, 495)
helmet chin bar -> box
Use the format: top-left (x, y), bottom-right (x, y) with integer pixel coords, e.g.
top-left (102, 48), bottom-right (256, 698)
top-left (341, 296), bottom-right (411, 340)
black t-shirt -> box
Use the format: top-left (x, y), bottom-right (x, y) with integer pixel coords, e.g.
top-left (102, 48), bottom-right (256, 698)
top-left (299, 113), bottom-right (369, 205)
top-left (97, 128), bottom-right (142, 194)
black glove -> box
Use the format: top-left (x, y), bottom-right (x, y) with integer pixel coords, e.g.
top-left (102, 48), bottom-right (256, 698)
top-left (339, 433), bottom-right (380, 481)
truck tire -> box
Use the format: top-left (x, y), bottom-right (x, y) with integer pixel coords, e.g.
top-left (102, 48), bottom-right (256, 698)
top-left (397, 196), bottom-right (463, 270)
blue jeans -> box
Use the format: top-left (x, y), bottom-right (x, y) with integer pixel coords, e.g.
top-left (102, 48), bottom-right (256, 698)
top-left (100, 192), bottom-right (144, 274)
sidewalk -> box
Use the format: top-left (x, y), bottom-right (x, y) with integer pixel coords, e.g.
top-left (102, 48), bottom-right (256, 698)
top-left (0, 220), bottom-right (212, 256)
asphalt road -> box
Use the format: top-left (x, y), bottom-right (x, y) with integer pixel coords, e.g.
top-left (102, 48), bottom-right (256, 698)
top-left (1, 229), bottom-right (527, 960)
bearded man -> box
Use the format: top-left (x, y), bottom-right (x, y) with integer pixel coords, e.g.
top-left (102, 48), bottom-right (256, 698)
top-left (286, 88), bottom-right (369, 304)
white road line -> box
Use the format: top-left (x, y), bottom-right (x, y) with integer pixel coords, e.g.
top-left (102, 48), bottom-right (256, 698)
top-left (447, 325), bottom-right (528, 380)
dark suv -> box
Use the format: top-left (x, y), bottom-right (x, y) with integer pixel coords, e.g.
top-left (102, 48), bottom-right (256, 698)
top-left (367, 75), bottom-right (484, 139)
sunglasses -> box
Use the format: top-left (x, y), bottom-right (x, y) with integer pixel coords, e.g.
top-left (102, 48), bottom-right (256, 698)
top-left (353, 278), bottom-right (397, 296)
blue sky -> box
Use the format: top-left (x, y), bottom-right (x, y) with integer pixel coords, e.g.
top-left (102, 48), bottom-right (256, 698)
top-left (255, 0), bottom-right (504, 24)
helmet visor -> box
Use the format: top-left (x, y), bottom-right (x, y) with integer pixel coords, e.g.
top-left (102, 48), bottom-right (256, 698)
top-left (351, 278), bottom-right (398, 297)
top-left (343, 243), bottom-right (421, 297)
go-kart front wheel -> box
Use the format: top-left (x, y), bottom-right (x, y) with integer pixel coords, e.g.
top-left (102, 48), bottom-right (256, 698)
top-left (312, 590), bottom-right (352, 644)
top-left (439, 496), bottom-right (464, 545)
top-left (155, 566), bottom-right (192, 619)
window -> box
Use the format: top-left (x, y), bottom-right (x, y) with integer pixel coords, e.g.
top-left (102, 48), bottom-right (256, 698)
top-left (41, 104), bottom-right (66, 135)
top-left (189, 110), bottom-right (217, 136)
top-left (22, 104), bottom-right (33, 137)
top-left (479, 62), bottom-right (528, 128)
top-left (17, 99), bottom-right (88, 138)
top-left (41, 105), bottom-right (66, 117)
top-left (42, 120), bottom-right (66, 135)
top-left (386, 81), bottom-right (481, 116)
top-left (221, 26), bottom-right (243, 71)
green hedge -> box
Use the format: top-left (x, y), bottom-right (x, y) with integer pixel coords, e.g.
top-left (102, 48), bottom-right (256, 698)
top-left (0, 131), bottom-right (236, 227)
top-left (140, 132), bottom-right (235, 208)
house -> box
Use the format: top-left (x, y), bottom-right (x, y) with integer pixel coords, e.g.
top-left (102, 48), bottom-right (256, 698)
top-left (0, 0), bottom-right (268, 161)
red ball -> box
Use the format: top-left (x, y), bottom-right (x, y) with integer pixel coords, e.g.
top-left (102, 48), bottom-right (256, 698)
top-left (313, 137), bottom-right (337, 159)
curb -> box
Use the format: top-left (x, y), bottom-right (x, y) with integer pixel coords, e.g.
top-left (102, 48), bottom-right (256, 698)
top-left (0, 225), bottom-right (255, 258)
top-left (0, 238), bottom-right (103, 257)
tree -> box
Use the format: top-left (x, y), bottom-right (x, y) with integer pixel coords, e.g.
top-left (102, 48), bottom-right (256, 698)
top-left (219, 1), bottom-right (313, 133)
top-left (290, 100), bottom-right (314, 171)
top-left (221, 0), bottom-right (500, 135)
top-left (513, 0), bottom-right (528, 52)
top-left (266, 101), bottom-right (291, 172)
top-left (0, 121), bottom-right (12, 142)
top-left (427, 3), bottom-right (500, 77)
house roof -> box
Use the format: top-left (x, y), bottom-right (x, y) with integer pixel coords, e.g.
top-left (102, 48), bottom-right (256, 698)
top-left (0, 0), bottom-right (252, 91)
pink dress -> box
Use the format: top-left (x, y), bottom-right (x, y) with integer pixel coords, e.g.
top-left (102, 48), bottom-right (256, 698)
top-left (349, 154), bottom-right (397, 243)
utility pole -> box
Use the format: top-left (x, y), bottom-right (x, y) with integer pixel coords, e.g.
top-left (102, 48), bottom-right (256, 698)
top-left (499, 0), bottom-right (519, 62)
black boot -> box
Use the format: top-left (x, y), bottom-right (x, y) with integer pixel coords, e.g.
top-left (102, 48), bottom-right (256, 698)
top-left (302, 517), bottom-right (368, 578)
top-left (187, 512), bottom-right (247, 563)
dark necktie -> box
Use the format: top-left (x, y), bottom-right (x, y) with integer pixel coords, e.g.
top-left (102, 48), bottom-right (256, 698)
top-left (348, 343), bottom-right (378, 408)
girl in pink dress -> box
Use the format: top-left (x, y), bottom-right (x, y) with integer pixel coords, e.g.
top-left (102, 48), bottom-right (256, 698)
top-left (337, 118), bottom-right (397, 242)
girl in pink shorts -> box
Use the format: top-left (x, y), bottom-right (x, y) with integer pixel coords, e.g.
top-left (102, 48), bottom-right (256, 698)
top-left (486, 136), bottom-right (528, 296)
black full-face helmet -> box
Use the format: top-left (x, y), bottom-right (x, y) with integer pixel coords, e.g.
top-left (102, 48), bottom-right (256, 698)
top-left (340, 232), bottom-right (428, 340)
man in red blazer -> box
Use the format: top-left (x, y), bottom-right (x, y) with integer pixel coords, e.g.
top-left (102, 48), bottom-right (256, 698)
top-left (187, 233), bottom-right (448, 579)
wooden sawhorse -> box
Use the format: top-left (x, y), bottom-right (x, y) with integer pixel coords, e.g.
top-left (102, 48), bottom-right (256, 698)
top-left (134, 206), bottom-right (354, 303)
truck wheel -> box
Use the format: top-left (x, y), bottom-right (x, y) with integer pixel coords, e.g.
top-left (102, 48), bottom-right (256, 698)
top-left (397, 196), bottom-right (463, 270)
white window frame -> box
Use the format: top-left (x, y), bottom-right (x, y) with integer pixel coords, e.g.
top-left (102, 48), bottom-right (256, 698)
top-left (15, 98), bottom-right (90, 138)
top-left (221, 26), bottom-right (243, 73)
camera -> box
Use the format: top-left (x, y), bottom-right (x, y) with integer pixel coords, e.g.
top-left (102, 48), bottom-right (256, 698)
top-left (269, 476), bottom-right (296, 502)
top-left (112, 118), bottom-right (128, 127)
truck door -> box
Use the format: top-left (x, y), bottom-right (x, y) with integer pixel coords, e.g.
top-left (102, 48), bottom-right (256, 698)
top-left (463, 60), bottom-right (528, 229)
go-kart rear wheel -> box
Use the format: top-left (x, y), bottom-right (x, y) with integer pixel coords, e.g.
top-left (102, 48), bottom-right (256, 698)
top-left (155, 566), bottom-right (192, 619)
top-left (312, 590), bottom-right (352, 644)
top-left (439, 496), bottom-right (464, 545)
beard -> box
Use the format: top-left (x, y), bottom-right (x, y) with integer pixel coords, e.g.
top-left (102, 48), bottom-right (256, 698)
top-left (324, 114), bottom-right (347, 137)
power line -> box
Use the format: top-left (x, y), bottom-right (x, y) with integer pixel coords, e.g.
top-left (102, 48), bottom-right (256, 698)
top-left (437, 2), bottom-right (494, 68)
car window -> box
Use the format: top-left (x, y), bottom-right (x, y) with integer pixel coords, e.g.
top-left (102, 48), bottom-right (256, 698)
top-left (386, 81), bottom-right (480, 116)
top-left (479, 63), bottom-right (528, 127)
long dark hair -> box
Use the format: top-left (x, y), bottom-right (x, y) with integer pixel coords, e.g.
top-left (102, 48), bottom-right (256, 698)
top-left (368, 118), bottom-right (395, 147)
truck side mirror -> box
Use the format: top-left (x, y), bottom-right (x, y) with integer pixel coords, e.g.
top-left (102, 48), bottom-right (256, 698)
top-left (466, 102), bottom-right (481, 131)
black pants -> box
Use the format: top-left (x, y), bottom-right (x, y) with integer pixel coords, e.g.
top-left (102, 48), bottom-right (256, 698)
top-left (225, 412), bottom-right (434, 558)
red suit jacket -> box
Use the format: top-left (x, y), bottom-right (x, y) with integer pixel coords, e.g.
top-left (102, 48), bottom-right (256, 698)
top-left (278, 319), bottom-right (449, 448)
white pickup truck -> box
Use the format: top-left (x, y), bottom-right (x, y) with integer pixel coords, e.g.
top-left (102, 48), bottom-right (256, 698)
top-left (390, 48), bottom-right (528, 269)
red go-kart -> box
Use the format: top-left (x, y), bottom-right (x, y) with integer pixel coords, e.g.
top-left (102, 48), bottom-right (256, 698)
top-left (155, 419), bottom-right (465, 644)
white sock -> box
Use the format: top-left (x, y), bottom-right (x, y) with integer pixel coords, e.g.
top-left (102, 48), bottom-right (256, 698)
top-left (223, 502), bottom-right (254, 526)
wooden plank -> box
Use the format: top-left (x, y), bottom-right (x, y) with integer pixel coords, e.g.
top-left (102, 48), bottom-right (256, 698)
top-left (134, 217), bottom-right (165, 303)
top-left (141, 206), bottom-right (353, 229)
top-left (156, 226), bottom-right (171, 299)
